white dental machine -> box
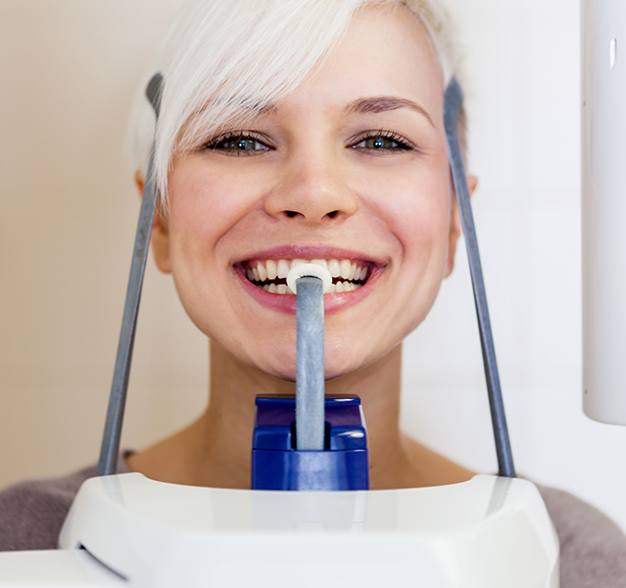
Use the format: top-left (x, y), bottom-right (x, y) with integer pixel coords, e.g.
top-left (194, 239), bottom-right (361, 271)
top-left (0, 1), bottom-right (617, 585)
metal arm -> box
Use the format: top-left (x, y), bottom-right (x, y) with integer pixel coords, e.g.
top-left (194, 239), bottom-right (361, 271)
top-left (444, 78), bottom-right (516, 478)
top-left (97, 73), bottom-right (163, 476)
top-left (295, 276), bottom-right (326, 451)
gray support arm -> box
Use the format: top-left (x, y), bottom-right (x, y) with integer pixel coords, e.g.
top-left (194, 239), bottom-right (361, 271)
top-left (97, 74), bottom-right (163, 476)
top-left (444, 78), bottom-right (516, 478)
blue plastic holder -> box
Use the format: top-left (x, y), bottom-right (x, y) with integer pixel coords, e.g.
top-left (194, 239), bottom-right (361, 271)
top-left (252, 396), bottom-right (369, 490)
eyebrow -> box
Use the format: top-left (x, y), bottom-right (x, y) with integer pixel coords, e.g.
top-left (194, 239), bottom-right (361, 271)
top-left (250, 95), bottom-right (435, 128)
top-left (343, 96), bottom-right (435, 127)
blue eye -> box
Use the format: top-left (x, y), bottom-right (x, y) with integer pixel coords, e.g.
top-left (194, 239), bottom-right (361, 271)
top-left (205, 132), bottom-right (271, 156)
top-left (352, 131), bottom-right (413, 152)
top-left (204, 129), bottom-right (415, 156)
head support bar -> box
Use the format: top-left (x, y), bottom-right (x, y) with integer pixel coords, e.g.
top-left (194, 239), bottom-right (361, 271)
top-left (443, 78), bottom-right (516, 478)
top-left (97, 73), bottom-right (163, 476)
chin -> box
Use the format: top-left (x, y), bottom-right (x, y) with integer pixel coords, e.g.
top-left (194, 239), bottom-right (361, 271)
top-left (255, 347), bottom-right (366, 384)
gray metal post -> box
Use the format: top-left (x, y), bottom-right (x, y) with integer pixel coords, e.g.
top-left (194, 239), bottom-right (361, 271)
top-left (97, 73), bottom-right (163, 476)
top-left (295, 276), bottom-right (325, 451)
top-left (444, 78), bottom-right (516, 478)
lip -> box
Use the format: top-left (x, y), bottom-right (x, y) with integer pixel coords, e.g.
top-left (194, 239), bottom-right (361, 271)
top-left (232, 244), bottom-right (388, 316)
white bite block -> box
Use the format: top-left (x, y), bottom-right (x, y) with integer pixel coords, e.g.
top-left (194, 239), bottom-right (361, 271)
top-left (287, 263), bottom-right (332, 294)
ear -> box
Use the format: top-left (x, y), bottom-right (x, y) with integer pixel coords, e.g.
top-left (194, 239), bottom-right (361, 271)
top-left (445, 174), bottom-right (478, 278)
top-left (134, 170), bottom-right (171, 274)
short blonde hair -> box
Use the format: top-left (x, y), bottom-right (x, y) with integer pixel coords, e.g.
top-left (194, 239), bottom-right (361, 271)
top-left (128, 0), bottom-right (465, 204)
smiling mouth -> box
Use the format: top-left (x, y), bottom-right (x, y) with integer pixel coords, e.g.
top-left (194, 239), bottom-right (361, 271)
top-left (236, 258), bottom-right (373, 294)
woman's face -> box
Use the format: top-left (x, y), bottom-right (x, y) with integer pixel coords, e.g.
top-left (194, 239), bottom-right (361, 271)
top-left (155, 5), bottom-right (471, 380)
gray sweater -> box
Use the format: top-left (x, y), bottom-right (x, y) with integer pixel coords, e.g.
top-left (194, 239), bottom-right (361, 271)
top-left (1, 457), bottom-right (625, 587)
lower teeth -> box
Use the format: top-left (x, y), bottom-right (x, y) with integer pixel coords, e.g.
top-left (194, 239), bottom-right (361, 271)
top-left (260, 281), bottom-right (361, 294)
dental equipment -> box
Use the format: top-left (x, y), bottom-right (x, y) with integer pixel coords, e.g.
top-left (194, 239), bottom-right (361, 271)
top-left (0, 70), bottom-right (560, 586)
top-left (581, 0), bottom-right (626, 425)
top-left (98, 73), bottom-right (163, 477)
top-left (252, 263), bottom-right (369, 490)
top-left (291, 264), bottom-right (330, 451)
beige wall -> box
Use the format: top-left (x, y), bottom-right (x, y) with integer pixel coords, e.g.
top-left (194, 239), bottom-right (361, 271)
top-left (0, 0), bottom-right (207, 485)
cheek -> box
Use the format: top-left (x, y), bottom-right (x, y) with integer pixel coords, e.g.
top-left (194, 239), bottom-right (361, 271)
top-left (169, 169), bottom-right (240, 247)
top-left (357, 161), bottom-right (453, 344)
top-left (360, 161), bottom-right (452, 264)
top-left (164, 161), bottom-right (265, 336)
top-left (398, 192), bottom-right (451, 266)
top-left (167, 159), bottom-right (263, 266)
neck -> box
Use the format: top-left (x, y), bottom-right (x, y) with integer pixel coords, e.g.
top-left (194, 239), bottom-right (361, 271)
top-left (129, 341), bottom-right (409, 489)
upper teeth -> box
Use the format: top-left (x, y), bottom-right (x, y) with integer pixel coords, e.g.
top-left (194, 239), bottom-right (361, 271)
top-left (246, 259), bottom-right (368, 283)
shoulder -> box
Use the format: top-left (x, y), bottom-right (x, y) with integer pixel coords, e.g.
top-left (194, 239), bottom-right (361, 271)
top-left (0, 464), bottom-right (96, 552)
top-left (537, 484), bottom-right (626, 587)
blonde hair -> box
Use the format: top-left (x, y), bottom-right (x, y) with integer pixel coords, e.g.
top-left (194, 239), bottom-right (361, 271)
top-left (128, 0), bottom-right (465, 204)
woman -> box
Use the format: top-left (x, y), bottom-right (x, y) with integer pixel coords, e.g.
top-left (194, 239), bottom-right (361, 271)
top-left (2, 1), bottom-right (625, 585)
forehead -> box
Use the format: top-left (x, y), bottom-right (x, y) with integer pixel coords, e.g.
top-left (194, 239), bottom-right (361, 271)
top-left (266, 5), bottom-right (445, 120)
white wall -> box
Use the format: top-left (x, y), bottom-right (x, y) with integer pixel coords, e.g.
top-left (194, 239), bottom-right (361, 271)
top-left (403, 0), bottom-right (626, 530)
top-left (1, 1), bottom-right (624, 531)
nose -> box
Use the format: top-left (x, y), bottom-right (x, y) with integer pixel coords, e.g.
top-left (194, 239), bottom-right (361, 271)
top-left (264, 156), bottom-right (358, 224)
